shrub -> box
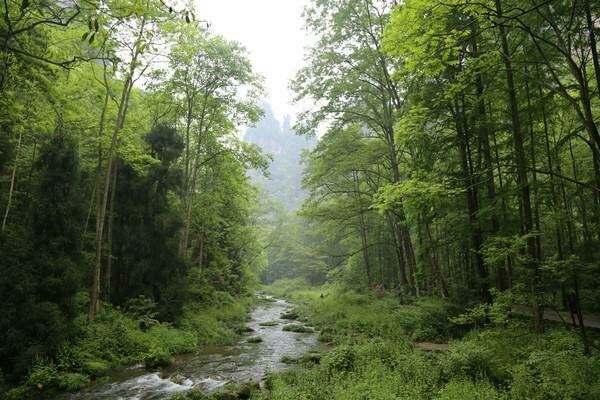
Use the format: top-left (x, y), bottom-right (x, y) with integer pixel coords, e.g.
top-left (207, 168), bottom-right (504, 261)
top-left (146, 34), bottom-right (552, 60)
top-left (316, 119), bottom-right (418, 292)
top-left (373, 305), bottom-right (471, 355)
top-left (74, 307), bottom-right (148, 364)
top-left (146, 324), bottom-right (197, 355)
top-left (323, 345), bottom-right (356, 373)
top-left (442, 339), bottom-right (508, 384)
top-left (8, 362), bottom-right (90, 397)
top-left (510, 349), bottom-right (600, 400)
top-left (179, 299), bottom-right (251, 346)
top-left (143, 346), bottom-right (172, 369)
top-left (170, 389), bottom-right (210, 399)
top-left (81, 359), bottom-right (110, 377)
top-left (395, 298), bottom-right (458, 342)
top-left (125, 295), bottom-right (160, 330)
top-left (56, 372), bottom-right (89, 391)
top-left (437, 380), bottom-right (507, 400)
top-left (22, 361), bottom-right (58, 391)
top-left (353, 340), bottom-right (408, 371)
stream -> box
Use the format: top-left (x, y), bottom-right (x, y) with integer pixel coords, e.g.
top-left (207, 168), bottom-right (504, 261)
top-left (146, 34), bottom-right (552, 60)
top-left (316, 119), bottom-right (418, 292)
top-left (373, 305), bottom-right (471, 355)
top-left (68, 295), bottom-right (318, 400)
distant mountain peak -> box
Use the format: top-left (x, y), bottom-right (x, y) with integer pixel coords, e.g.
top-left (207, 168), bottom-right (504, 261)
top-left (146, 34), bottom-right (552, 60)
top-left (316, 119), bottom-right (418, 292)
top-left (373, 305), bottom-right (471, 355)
top-left (243, 102), bottom-right (315, 211)
top-left (282, 114), bottom-right (292, 132)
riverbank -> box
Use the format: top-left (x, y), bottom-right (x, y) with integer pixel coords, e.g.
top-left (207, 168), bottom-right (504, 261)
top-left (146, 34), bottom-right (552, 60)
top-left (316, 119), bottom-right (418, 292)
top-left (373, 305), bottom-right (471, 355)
top-left (67, 294), bottom-right (319, 399)
top-left (250, 281), bottom-right (600, 400)
top-left (4, 293), bottom-right (255, 400)
top-left (13, 283), bottom-right (600, 400)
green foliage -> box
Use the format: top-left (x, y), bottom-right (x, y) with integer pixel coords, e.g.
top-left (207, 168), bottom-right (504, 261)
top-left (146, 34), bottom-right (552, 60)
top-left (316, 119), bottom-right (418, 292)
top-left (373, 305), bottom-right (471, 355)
top-left (265, 284), bottom-right (460, 345)
top-left (394, 298), bottom-right (461, 342)
top-left (5, 360), bottom-right (89, 399)
top-left (1, 0), bottom-right (267, 389)
top-left (143, 346), bottom-right (172, 369)
top-left (179, 297), bottom-right (251, 346)
top-left (258, 283), bottom-right (600, 400)
top-left (125, 295), bottom-right (160, 330)
top-left (322, 345), bottom-right (356, 373)
top-left (170, 389), bottom-right (211, 400)
top-left (437, 380), bottom-right (507, 400)
top-left (443, 339), bottom-right (509, 384)
top-left (260, 215), bottom-right (328, 286)
top-left (2, 0), bottom-right (600, 397)
top-left (451, 287), bottom-right (525, 328)
top-left (4, 294), bottom-right (250, 397)
top-left (0, 133), bottom-right (84, 380)
top-left (373, 179), bottom-right (459, 216)
top-left (510, 349), bottom-right (600, 399)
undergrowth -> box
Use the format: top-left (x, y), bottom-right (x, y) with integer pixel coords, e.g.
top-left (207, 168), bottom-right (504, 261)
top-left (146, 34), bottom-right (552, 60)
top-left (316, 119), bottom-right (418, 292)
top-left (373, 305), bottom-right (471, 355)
top-left (6, 292), bottom-right (253, 400)
top-left (255, 281), bottom-right (600, 400)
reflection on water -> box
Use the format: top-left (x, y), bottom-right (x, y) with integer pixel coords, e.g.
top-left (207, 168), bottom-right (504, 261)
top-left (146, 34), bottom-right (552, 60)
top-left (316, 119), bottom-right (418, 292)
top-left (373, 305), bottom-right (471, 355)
top-left (68, 296), bottom-right (317, 400)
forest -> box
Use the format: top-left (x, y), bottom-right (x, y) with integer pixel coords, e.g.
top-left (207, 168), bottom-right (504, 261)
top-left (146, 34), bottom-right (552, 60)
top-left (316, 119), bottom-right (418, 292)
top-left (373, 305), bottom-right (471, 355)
top-left (1, 0), bottom-right (600, 399)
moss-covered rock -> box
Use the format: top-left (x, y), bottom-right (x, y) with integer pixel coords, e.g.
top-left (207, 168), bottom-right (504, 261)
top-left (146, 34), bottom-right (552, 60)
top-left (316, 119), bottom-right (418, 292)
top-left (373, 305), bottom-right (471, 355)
top-left (280, 311), bottom-right (299, 320)
top-left (301, 352), bottom-right (322, 364)
top-left (259, 321), bottom-right (278, 327)
top-left (212, 381), bottom-right (259, 400)
top-left (280, 356), bottom-right (298, 364)
top-left (282, 324), bottom-right (313, 333)
top-left (237, 381), bottom-right (259, 399)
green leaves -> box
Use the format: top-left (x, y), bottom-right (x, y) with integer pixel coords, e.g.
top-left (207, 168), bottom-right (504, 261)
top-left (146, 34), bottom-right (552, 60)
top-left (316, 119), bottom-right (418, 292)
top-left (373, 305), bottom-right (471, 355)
top-left (81, 16), bottom-right (101, 44)
top-left (373, 179), bottom-right (459, 216)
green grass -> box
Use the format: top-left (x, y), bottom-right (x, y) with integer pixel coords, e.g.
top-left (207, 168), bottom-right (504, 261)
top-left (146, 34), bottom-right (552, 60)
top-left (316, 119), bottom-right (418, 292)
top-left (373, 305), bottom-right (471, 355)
top-left (264, 281), bottom-right (461, 344)
top-left (255, 282), bottom-right (600, 400)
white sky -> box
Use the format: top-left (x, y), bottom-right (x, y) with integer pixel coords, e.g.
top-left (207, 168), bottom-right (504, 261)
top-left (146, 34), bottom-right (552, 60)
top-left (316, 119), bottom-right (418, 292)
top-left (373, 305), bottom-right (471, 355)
top-left (196, 0), bottom-right (310, 124)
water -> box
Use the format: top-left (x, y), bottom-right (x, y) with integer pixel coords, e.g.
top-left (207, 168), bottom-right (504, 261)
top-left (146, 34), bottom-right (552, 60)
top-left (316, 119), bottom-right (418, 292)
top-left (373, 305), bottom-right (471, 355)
top-left (68, 296), bottom-right (318, 400)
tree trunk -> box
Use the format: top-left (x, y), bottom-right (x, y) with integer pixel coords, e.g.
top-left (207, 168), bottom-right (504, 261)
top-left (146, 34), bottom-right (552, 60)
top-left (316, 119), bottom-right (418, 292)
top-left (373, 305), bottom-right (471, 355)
top-left (384, 126), bottom-right (416, 290)
top-left (387, 213), bottom-right (407, 287)
top-left (179, 84), bottom-right (195, 257)
top-left (89, 18), bottom-right (147, 319)
top-left (1, 131), bottom-right (22, 231)
top-left (105, 161), bottom-right (118, 302)
top-left (524, 69), bottom-right (542, 260)
top-left (352, 170), bottom-right (372, 285)
top-left (451, 99), bottom-right (488, 300)
top-left (84, 73), bottom-right (109, 238)
top-left (583, 0), bottom-right (600, 98)
top-left (495, 0), bottom-right (543, 331)
top-left (425, 220), bottom-right (448, 298)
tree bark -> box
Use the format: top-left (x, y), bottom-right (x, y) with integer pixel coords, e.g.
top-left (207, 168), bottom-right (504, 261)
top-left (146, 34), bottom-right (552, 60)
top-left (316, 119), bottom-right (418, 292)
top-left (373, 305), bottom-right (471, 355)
top-left (105, 161), bottom-right (118, 302)
top-left (495, 0), bottom-right (543, 331)
top-left (583, 0), bottom-right (600, 98)
top-left (451, 98), bottom-right (488, 300)
top-left (524, 68), bottom-right (542, 260)
top-left (352, 170), bottom-right (372, 285)
top-left (1, 131), bottom-right (22, 231)
top-left (89, 18), bottom-right (147, 319)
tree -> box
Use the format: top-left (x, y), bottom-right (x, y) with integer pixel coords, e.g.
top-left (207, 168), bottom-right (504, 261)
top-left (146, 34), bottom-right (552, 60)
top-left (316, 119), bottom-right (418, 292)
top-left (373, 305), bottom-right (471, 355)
top-left (292, 0), bottom-right (417, 292)
top-left (0, 131), bottom-right (83, 379)
top-left (151, 24), bottom-right (264, 259)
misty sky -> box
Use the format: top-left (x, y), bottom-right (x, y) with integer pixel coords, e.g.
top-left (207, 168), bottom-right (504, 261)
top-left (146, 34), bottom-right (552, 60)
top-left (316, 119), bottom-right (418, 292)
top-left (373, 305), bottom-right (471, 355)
top-left (196, 0), bottom-right (310, 124)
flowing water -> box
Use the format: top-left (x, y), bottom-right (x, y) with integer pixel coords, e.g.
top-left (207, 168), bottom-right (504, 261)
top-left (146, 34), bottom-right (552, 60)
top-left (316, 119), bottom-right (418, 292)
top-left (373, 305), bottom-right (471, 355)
top-left (69, 296), bottom-right (318, 400)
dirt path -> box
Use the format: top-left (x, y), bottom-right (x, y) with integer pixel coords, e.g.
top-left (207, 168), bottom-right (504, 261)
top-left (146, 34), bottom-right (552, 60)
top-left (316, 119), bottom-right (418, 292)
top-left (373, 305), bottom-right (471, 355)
top-left (412, 342), bottom-right (449, 351)
top-left (511, 305), bottom-right (600, 329)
